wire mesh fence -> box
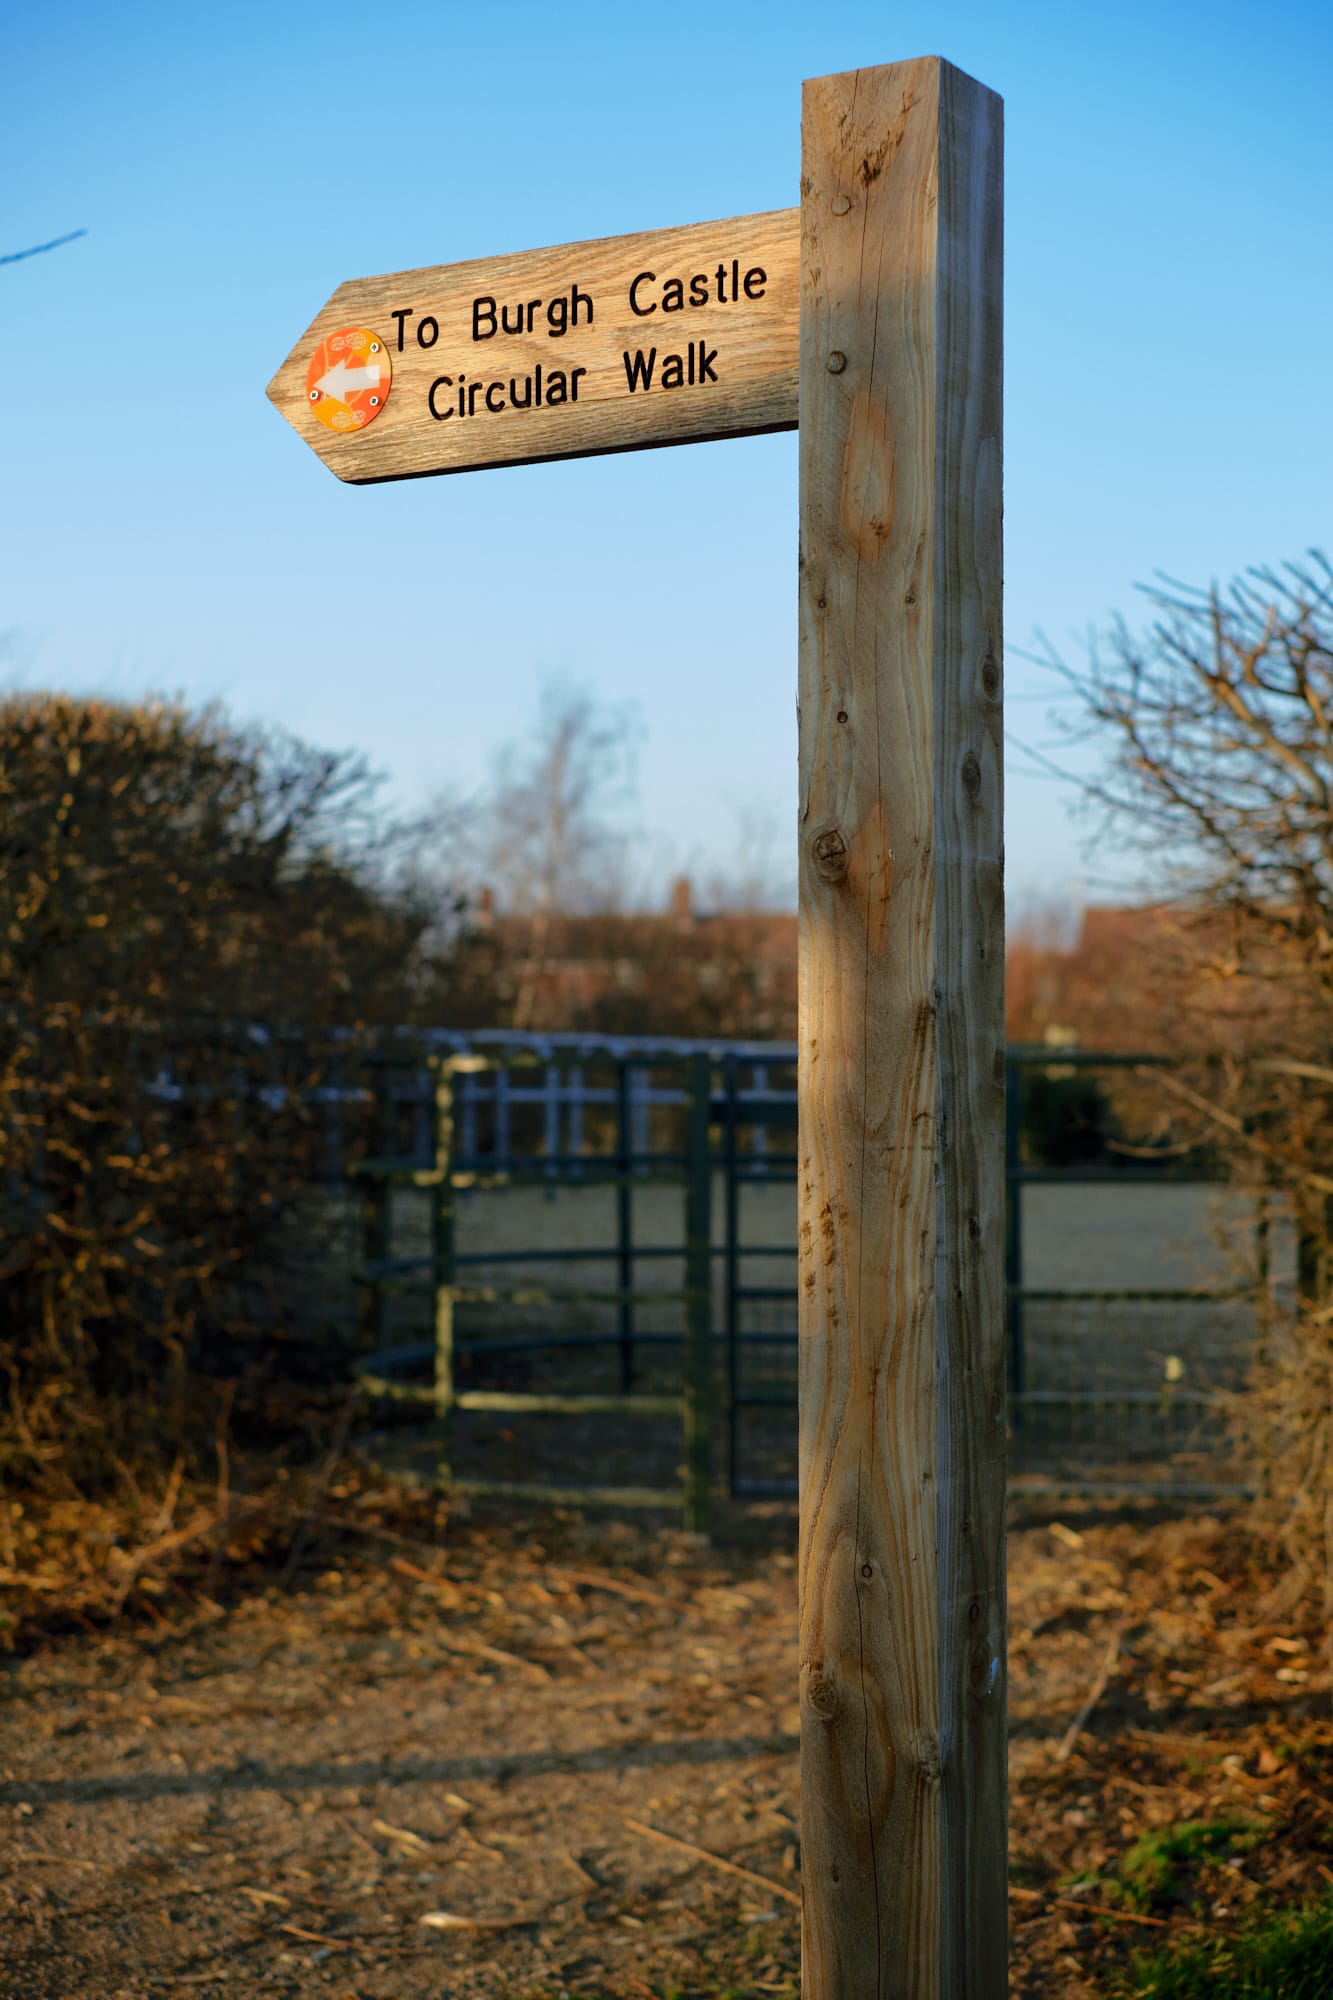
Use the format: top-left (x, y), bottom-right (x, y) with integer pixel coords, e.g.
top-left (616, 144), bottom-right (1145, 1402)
top-left (334, 1034), bottom-right (1274, 1504)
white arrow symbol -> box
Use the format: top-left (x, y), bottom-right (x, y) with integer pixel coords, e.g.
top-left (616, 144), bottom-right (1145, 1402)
top-left (315, 357), bottom-right (381, 400)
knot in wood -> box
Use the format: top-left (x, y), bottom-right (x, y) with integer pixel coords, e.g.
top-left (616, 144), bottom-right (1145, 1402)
top-left (961, 749), bottom-right (982, 801)
top-left (805, 1673), bottom-right (839, 1720)
top-left (912, 1733), bottom-right (943, 1786)
top-left (969, 1640), bottom-right (1001, 1697)
top-left (812, 828), bottom-right (849, 884)
top-left (981, 653), bottom-right (1000, 698)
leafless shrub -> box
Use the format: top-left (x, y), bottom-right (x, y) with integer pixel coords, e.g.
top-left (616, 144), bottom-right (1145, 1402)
top-left (1044, 553), bottom-right (1333, 1614)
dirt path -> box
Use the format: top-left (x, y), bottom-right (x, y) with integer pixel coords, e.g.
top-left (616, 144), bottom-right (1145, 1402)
top-left (1, 1501), bottom-right (1327, 1999)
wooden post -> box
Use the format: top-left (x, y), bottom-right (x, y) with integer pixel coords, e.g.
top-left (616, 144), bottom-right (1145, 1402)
top-left (360, 1177), bottom-right (390, 1351)
top-left (797, 57), bottom-right (1006, 2000)
top-left (431, 1058), bottom-right (458, 1458)
top-left (1253, 1187), bottom-right (1273, 1499)
top-left (683, 1051), bottom-right (714, 1536)
top-left (1005, 1059), bottom-right (1024, 1430)
top-left (359, 1061), bottom-right (392, 1354)
top-left (617, 1059), bottom-right (636, 1391)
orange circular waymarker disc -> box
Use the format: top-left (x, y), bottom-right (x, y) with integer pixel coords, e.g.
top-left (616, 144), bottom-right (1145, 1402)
top-left (306, 327), bottom-right (392, 433)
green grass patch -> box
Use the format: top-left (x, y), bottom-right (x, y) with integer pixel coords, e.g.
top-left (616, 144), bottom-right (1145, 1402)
top-left (1120, 1891), bottom-right (1333, 1998)
top-left (1119, 1819), bottom-right (1269, 1913)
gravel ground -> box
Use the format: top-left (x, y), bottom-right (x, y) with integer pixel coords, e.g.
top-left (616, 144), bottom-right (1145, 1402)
top-left (2, 1494), bottom-right (1328, 1999)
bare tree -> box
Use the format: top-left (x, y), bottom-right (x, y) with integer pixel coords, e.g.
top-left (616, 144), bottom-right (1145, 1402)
top-left (1046, 552), bottom-right (1333, 1613)
top-left (697, 801), bottom-right (795, 914)
top-left (480, 680), bottom-right (638, 913)
top-left (469, 681), bottom-right (638, 1027)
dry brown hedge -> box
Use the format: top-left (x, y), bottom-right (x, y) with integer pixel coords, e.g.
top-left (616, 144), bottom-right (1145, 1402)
top-left (0, 694), bottom-right (437, 1488)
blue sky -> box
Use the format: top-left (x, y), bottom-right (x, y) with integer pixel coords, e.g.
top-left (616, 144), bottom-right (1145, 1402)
top-left (6, 0), bottom-right (1331, 913)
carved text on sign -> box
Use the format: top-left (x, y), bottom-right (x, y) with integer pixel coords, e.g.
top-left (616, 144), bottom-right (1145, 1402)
top-left (267, 210), bottom-right (798, 482)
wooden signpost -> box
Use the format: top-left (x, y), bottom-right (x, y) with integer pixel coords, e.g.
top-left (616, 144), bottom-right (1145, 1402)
top-left (268, 209), bottom-right (799, 480)
top-left (797, 64), bottom-right (1006, 1999)
top-left (270, 55), bottom-right (1006, 1999)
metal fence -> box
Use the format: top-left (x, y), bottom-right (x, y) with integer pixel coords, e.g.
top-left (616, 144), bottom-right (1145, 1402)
top-left (51, 1020), bottom-right (1265, 1502)
top-left (1002, 1048), bottom-right (1266, 1496)
top-left (343, 1033), bottom-right (1266, 1506)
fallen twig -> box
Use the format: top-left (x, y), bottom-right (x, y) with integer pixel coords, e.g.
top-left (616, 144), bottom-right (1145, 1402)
top-left (388, 1553), bottom-right (460, 1597)
top-left (549, 1565), bottom-right (675, 1609)
top-left (279, 1922), bottom-right (356, 1949)
top-left (436, 1629), bottom-right (551, 1681)
top-left (333, 1812), bottom-right (383, 1858)
top-left (145, 1977), bottom-right (235, 1989)
top-left (624, 1816), bottom-right (801, 1909)
top-left (1009, 1885), bottom-right (1172, 1930)
top-left (12, 1849), bottom-right (115, 1871)
top-left (265, 1912), bottom-right (418, 1960)
top-left (110, 1508), bottom-right (231, 1614)
top-left (301, 1509), bottom-right (451, 1557)
top-left (1056, 1627), bottom-right (1125, 1763)
top-left (1124, 1726), bottom-right (1241, 1755)
top-left (562, 1847), bottom-right (599, 1891)
top-left (420, 1909), bottom-right (535, 1931)
top-left (372, 1816), bottom-right (431, 1853)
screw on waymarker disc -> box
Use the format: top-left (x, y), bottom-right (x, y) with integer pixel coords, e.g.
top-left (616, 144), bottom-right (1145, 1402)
top-left (306, 328), bottom-right (392, 434)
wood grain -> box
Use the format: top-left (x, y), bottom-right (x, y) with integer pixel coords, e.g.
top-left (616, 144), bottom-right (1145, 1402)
top-left (267, 211), bottom-right (798, 483)
top-left (797, 57), bottom-right (1005, 1999)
